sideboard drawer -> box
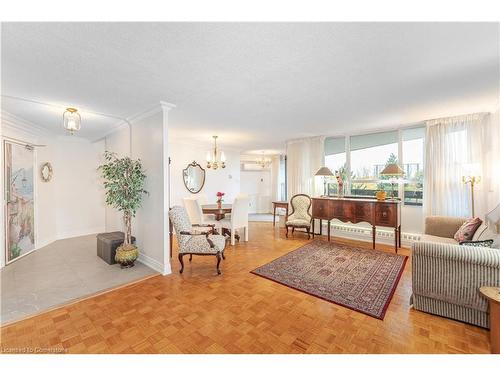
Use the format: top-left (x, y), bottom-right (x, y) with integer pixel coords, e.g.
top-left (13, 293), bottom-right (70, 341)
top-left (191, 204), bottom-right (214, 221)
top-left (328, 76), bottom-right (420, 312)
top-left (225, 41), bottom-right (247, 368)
top-left (312, 200), bottom-right (331, 219)
top-left (375, 204), bottom-right (397, 227)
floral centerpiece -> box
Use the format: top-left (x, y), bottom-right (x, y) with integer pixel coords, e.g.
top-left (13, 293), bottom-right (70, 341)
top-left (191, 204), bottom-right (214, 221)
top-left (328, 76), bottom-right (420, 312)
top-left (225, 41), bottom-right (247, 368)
top-left (216, 191), bottom-right (225, 208)
top-left (335, 170), bottom-right (344, 198)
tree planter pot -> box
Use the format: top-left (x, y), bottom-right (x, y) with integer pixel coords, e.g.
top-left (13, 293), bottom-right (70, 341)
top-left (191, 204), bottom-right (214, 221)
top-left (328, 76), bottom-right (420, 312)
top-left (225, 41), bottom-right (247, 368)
top-left (115, 244), bottom-right (139, 268)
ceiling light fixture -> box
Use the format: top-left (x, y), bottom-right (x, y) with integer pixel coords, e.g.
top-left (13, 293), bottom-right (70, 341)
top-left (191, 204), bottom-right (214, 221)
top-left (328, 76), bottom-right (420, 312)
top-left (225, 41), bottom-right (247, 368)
top-left (63, 107), bottom-right (81, 134)
top-left (257, 152), bottom-right (271, 168)
top-left (206, 135), bottom-right (226, 170)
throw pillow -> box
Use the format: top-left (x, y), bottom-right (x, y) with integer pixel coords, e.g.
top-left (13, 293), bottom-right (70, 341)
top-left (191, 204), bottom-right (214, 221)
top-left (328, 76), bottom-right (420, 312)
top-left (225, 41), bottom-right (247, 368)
top-left (459, 239), bottom-right (495, 248)
top-left (454, 217), bottom-right (483, 242)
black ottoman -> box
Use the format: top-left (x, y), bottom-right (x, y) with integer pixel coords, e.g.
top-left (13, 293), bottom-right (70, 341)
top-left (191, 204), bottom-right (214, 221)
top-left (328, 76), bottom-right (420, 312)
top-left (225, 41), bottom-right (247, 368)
top-left (97, 232), bottom-right (136, 265)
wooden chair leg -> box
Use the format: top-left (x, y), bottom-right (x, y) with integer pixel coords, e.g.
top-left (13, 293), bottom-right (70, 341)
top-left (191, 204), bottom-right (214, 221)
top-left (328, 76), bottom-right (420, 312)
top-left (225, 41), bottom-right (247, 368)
top-left (178, 253), bottom-right (184, 274)
top-left (221, 251), bottom-right (225, 260)
top-left (189, 254), bottom-right (193, 262)
top-left (216, 253), bottom-right (222, 275)
top-left (286, 225), bottom-right (289, 238)
top-left (306, 227), bottom-right (310, 240)
top-left (292, 227), bottom-right (295, 236)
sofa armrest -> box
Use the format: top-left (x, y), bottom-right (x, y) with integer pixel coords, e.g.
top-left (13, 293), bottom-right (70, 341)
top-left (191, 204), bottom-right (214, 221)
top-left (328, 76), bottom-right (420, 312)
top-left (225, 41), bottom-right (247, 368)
top-left (411, 241), bottom-right (500, 311)
top-left (424, 216), bottom-right (467, 238)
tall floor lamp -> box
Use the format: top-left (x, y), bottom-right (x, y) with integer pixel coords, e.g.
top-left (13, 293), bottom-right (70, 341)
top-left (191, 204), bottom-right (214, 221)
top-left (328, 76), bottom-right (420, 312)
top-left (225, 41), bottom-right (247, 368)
top-left (462, 163), bottom-right (481, 217)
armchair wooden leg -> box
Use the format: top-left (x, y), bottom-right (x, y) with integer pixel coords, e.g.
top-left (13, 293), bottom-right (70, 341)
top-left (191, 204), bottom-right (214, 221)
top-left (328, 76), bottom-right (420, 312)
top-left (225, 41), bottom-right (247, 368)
top-left (292, 227), bottom-right (295, 236)
top-left (216, 253), bottom-right (222, 275)
top-left (306, 227), bottom-right (310, 240)
top-left (221, 251), bottom-right (225, 260)
top-left (286, 225), bottom-right (289, 238)
top-left (189, 254), bottom-right (193, 262)
top-left (178, 253), bottom-right (185, 274)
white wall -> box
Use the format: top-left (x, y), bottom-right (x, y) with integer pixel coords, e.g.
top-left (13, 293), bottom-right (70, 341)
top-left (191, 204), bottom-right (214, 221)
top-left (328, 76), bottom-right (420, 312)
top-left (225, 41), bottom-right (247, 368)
top-left (240, 170), bottom-right (272, 213)
top-left (104, 125), bottom-right (131, 233)
top-left (53, 136), bottom-right (106, 239)
top-left (169, 141), bottom-right (241, 207)
top-left (0, 112), bottom-right (106, 268)
top-left (129, 104), bottom-right (172, 275)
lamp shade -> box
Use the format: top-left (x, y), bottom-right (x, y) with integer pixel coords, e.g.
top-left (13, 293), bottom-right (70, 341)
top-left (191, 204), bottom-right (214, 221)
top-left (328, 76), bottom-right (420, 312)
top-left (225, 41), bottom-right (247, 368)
top-left (485, 203), bottom-right (500, 234)
top-left (380, 163), bottom-right (405, 176)
top-left (315, 166), bottom-right (334, 176)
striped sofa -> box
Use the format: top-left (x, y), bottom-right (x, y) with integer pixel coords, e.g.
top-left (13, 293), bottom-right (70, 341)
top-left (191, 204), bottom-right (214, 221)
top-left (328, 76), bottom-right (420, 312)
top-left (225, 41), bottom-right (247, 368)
top-left (411, 216), bottom-right (500, 328)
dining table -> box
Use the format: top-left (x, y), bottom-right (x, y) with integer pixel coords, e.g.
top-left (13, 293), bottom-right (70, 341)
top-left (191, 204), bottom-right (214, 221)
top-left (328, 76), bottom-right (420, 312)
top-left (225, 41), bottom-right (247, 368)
top-left (202, 204), bottom-right (239, 241)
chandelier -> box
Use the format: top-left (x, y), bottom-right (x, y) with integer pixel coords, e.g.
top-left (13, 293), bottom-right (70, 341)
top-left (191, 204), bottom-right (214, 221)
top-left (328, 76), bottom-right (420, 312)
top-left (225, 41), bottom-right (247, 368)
top-left (63, 107), bottom-right (81, 134)
top-left (257, 157), bottom-right (271, 168)
top-left (257, 153), bottom-right (271, 168)
top-left (206, 135), bottom-right (226, 169)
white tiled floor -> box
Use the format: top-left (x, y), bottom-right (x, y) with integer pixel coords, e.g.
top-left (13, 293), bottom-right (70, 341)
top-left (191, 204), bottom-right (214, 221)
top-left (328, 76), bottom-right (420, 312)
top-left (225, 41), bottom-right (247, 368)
top-left (0, 234), bottom-right (157, 324)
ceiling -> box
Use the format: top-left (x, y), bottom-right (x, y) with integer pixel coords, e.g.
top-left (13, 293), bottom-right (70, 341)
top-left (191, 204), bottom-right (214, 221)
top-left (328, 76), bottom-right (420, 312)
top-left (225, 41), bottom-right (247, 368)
top-left (1, 22), bottom-right (499, 150)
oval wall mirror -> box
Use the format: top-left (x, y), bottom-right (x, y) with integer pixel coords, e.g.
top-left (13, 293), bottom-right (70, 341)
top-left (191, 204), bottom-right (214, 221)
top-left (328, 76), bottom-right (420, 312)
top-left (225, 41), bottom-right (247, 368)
top-left (183, 161), bottom-right (206, 193)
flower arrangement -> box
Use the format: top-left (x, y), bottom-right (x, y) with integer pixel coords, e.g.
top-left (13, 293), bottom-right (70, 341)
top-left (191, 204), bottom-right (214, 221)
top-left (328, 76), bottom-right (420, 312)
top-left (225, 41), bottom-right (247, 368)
top-left (216, 191), bottom-right (225, 203)
top-left (335, 170), bottom-right (344, 197)
top-left (216, 192), bottom-right (225, 208)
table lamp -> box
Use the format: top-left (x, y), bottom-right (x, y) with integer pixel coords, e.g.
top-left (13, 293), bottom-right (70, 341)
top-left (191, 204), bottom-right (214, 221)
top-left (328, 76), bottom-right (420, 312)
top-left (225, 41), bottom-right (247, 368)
top-left (380, 163), bottom-right (405, 200)
top-left (485, 203), bottom-right (500, 234)
top-left (315, 166), bottom-right (334, 196)
top-left (462, 163), bottom-right (481, 217)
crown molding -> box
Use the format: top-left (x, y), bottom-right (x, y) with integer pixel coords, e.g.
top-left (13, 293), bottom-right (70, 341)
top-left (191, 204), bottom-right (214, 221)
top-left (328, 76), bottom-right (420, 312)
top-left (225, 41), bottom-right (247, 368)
top-left (92, 101), bottom-right (176, 142)
top-left (127, 101), bottom-right (176, 124)
top-left (1, 110), bottom-right (50, 137)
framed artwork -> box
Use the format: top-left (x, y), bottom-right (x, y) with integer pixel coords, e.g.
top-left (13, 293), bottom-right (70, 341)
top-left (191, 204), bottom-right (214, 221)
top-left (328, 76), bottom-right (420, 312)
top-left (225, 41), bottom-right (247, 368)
top-left (4, 140), bottom-right (35, 263)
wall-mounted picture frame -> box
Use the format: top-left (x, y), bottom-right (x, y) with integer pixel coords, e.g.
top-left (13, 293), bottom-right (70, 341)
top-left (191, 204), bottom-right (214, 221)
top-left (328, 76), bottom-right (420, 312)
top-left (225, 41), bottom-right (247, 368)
top-left (40, 162), bottom-right (53, 182)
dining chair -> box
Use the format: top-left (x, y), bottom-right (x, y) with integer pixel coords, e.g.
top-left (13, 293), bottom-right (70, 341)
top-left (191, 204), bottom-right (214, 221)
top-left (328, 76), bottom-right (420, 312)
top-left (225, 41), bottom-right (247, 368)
top-left (219, 196), bottom-right (249, 246)
top-left (169, 206), bottom-right (226, 275)
top-left (183, 197), bottom-right (222, 232)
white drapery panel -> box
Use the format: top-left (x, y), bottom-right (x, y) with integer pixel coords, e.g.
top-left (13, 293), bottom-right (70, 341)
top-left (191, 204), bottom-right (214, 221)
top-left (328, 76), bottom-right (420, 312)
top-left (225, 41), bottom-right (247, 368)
top-left (286, 136), bottom-right (325, 198)
top-left (270, 155), bottom-right (281, 203)
top-left (423, 112), bottom-right (498, 219)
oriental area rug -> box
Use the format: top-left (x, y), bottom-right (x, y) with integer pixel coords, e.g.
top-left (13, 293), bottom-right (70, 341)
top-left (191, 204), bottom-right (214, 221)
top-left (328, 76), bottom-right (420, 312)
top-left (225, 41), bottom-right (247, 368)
top-left (251, 240), bottom-right (407, 319)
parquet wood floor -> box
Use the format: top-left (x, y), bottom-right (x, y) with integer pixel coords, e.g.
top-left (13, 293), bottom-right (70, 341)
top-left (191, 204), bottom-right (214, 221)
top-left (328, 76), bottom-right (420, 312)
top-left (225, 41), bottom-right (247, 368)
top-left (0, 223), bottom-right (490, 354)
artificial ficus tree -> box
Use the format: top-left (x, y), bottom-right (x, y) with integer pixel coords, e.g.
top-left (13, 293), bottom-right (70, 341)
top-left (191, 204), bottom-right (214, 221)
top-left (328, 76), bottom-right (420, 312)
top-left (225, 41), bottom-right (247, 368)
top-left (99, 151), bottom-right (148, 248)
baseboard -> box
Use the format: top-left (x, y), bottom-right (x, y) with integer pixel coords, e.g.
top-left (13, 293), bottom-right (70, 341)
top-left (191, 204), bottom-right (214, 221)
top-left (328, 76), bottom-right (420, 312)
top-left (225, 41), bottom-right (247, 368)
top-left (137, 252), bottom-right (171, 275)
top-left (56, 227), bottom-right (105, 241)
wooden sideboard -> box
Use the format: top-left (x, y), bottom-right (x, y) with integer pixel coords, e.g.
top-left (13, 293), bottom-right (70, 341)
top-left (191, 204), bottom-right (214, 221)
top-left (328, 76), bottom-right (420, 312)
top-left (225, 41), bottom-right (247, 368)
top-left (311, 197), bottom-right (401, 252)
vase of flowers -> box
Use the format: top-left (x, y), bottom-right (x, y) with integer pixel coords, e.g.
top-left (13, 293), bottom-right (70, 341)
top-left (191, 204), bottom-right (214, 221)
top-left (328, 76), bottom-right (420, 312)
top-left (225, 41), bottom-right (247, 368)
top-left (216, 192), bottom-right (225, 209)
top-left (335, 170), bottom-right (344, 198)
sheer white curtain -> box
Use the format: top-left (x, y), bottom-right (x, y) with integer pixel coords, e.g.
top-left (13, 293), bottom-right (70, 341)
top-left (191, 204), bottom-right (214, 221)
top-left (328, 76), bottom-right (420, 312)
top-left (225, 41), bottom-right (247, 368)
top-left (423, 112), bottom-right (498, 219)
top-left (270, 155), bottom-right (281, 203)
top-left (286, 136), bottom-right (325, 198)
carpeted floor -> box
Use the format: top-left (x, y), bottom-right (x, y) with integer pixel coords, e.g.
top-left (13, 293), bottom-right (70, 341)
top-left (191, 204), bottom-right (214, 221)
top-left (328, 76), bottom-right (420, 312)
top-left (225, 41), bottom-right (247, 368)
top-left (252, 240), bottom-right (407, 319)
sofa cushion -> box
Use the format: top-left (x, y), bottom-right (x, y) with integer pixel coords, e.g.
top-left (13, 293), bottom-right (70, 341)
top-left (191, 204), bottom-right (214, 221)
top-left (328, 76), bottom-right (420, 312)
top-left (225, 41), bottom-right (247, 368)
top-left (420, 234), bottom-right (458, 245)
top-left (454, 217), bottom-right (482, 242)
top-left (472, 223), bottom-right (488, 241)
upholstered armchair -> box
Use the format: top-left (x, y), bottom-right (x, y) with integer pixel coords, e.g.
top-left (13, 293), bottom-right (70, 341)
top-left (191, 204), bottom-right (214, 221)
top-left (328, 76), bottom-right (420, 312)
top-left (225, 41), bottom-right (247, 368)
top-left (169, 206), bottom-right (226, 275)
top-left (285, 194), bottom-right (312, 239)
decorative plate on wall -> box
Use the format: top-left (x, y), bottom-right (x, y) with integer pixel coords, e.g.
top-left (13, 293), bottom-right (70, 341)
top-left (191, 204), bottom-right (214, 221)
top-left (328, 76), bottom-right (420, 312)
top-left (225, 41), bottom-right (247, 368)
top-left (40, 162), bottom-right (53, 182)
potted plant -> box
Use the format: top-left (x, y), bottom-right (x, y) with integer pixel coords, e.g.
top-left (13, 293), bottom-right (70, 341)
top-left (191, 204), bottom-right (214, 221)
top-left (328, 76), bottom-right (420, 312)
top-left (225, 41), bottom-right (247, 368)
top-left (99, 151), bottom-right (148, 268)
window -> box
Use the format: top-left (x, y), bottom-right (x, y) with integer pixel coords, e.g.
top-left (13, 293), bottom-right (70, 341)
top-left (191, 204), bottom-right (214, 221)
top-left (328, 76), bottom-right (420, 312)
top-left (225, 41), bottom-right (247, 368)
top-left (402, 127), bottom-right (425, 206)
top-left (323, 126), bottom-right (425, 205)
top-left (324, 137), bottom-right (346, 195)
top-left (350, 131), bottom-right (399, 198)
